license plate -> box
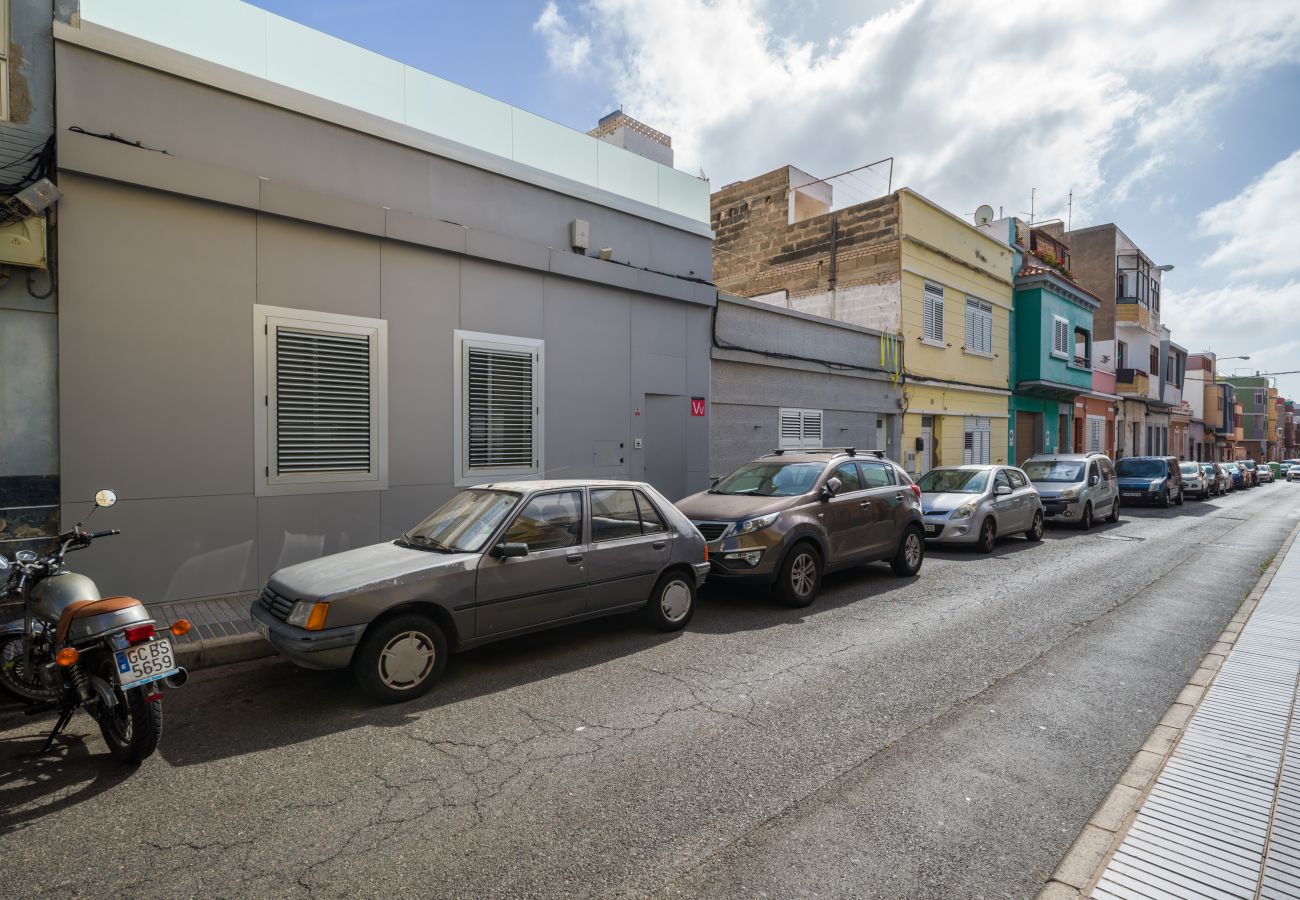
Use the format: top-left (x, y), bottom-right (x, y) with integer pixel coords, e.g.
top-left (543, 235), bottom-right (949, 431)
top-left (1123, 492), bottom-right (1142, 498)
top-left (115, 638), bottom-right (178, 689)
top-left (924, 524), bottom-right (939, 535)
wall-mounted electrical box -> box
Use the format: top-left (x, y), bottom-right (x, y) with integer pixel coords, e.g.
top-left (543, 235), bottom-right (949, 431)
top-left (570, 219), bottom-right (589, 252)
top-left (0, 216), bottom-right (47, 269)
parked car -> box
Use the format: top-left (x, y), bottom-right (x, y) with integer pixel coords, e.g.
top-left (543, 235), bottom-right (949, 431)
top-left (1257, 462), bottom-right (1276, 483)
top-left (1280, 459), bottom-right (1299, 478)
top-left (917, 465), bottom-right (1044, 552)
top-left (1022, 452), bottom-right (1119, 529)
top-left (1200, 462), bottom-right (1228, 496)
top-left (677, 449), bottom-right (925, 608)
top-left (1115, 456), bottom-right (1184, 507)
top-left (1289, 463), bottom-right (1300, 483)
top-left (1223, 461), bottom-right (1246, 490)
top-left (1181, 461), bottom-right (1212, 499)
top-left (251, 480), bottom-right (709, 703)
top-left (1242, 459), bottom-right (1260, 487)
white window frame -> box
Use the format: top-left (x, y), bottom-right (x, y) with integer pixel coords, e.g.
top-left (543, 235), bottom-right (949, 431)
top-left (253, 305), bottom-right (388, 497)
top-left (779, 408), bottom-right (823, 450)
top-left (1051, 315), bottom-right (1070, 359)
top-left (922, 281), bottom-right (945, 347)
top-left (454, 329), bottom-right (544, 486)
top-left (964, 297), bottom-right (993, 357)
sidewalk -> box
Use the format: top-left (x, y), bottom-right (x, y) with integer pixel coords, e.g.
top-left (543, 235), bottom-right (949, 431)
top-left (151, 591), bottom-right (273, 670)
top-left (1041, 521), bottom-right (1300, 899)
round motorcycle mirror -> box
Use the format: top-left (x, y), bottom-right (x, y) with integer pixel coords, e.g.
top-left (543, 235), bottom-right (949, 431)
top-left (15, 550), bottom-right (37, 563)
top-left (95, 489), bottom-right (118, 508)
top-left (0, 555), bottom-right (9, 570)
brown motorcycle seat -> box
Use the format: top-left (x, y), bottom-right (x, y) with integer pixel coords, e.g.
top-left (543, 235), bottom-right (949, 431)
top-left (56, 596), bottom-right (145, 643)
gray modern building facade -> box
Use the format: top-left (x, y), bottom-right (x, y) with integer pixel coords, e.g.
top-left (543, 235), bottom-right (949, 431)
top-left (45, 3), bottom-right (714, 604)
top-left (710, 295), bottom-right (902, 479)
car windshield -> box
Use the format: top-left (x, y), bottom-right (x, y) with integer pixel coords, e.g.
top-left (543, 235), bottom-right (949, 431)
top-left (402, 489), bottom-right (521, 553)
top-left (712, 461), bottom-right (825, 497)
top-left (1243, 461), bottom-right (1257, 470)
top-left (917, 469), bottom-right (989, 494)
top-left (1181, 463), bottom-right (1200, 475)
top-left (1116, 458), bottom-right (1166, 478)
top-left (1022, 460), bottom-right (1084, 483)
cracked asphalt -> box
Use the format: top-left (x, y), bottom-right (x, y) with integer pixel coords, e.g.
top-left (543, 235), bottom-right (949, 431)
top-left (2, 483), bottom-right (1298, 899)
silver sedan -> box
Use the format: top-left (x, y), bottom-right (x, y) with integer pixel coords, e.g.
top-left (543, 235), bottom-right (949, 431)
top-left (918, 465), bottom-right (1045, 553)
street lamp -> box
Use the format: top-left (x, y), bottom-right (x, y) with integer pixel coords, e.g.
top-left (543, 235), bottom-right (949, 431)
top-left (1218, 355), bottom-right (1251, 362)
top-left (1155, 264), bottom-right (1175, 272)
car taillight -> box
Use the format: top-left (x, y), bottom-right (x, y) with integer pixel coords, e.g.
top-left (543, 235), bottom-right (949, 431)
top-left (910, 483), bottom-right (922, 500)
top-left (124, 623), bottom-right (156, 645)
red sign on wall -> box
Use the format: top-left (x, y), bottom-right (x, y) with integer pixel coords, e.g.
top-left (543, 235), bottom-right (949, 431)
top-left (690, 397), bottom-right (706, 417)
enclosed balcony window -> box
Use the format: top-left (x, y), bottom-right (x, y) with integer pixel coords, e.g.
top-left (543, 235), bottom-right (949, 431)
top-left (1073, 326), bottom-right (1091, 368)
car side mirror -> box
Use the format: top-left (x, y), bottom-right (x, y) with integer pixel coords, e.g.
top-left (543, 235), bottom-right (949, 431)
top-left (490, 542), bottom-right (529, 559)
top-left (995, 485), bottom-right (1012, 496)
top-left (820, 476), bottom-right (843, 500)
top-left (1089, 475), bottom-right (1099, 486)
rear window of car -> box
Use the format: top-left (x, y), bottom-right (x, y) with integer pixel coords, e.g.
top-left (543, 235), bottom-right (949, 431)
top-left (859, 461), bottom-right (897, 488)
top-left (1022, 460), bottom-right (1084, 483)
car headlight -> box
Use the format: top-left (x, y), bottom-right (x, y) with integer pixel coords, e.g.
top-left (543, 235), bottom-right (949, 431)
top-left (1058, 485), bottom-right (1082, 500)
top-left (733, 512), bottom-right (778, 536)
top-left (950, 501), bottom-right (977, 520)
top-left (287, 600), bottom-right (330, 631)
top-left (1150, 479), bottom-right (1163, 491)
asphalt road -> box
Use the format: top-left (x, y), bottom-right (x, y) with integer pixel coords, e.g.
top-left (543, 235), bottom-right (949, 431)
top-left (2, 482), bottom-right (1298, 899)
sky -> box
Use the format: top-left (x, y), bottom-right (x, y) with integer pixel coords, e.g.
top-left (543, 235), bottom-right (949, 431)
top-left (250, 0), bottom-right (1300, 400)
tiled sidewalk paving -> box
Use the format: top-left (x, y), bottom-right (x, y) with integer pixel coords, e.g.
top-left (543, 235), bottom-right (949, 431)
top-left (1085, 532), bottom-right (1300, 898)
top-left (150, 590), bottom-right (271, 668)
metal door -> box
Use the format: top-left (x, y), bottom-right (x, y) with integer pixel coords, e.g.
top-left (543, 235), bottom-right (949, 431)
top-left (919, 425), bottom-right (933, 473)
top-left (644, 394), bottom-right (687, 502)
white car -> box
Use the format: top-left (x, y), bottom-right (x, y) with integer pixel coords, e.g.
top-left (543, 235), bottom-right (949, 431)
top-left (1181, 462), bottom-right (1211, 499)
top-left (1288, 461), bottom-right (1300, 483)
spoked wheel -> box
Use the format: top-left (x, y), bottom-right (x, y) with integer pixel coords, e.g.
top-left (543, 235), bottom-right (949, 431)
top-left (775, 543), bottom-right (822, 608)
top-left (97, 662), bottom-right (163, 764)
top-left (0, 633), bottom-right (57, 704)
top-left (1077, 502), bottom-right (1094, 530)
top-left (891, 527), bottom-right (925, 576)
top-left (976, 518), bottom-right (997, 554)
top-left (1025, 511), bottom-right (1044, 541)
top-left (353, 614), bottom-right (448, 704)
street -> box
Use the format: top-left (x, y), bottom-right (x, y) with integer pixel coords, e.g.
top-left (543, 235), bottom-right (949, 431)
top-left (2, 484), bottom-right (1297, 899)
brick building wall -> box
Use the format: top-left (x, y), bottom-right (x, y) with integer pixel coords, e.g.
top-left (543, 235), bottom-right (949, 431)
top-left (1063, 225), bottom-right (1119, 341)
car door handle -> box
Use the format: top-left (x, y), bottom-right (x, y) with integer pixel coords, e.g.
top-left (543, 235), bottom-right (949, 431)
top-left (652, 540), bottom-right (667, 550)
top-left (566, 554), bottom-right (583, 565)
top-left (860, 501), bottom-right (871, 508)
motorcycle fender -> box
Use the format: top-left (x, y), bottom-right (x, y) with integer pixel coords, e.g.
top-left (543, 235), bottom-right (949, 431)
top-left (0, 618), bottom-right (48, 637)
top-left (88, 672), bottom-right (118, 711)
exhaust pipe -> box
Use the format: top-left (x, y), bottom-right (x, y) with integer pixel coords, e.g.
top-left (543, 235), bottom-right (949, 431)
top-left (164, 667), bottom-right (188, 688)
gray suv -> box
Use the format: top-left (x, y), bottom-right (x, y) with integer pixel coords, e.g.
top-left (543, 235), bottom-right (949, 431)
top-left (1023, 452), bottom-right (1120, 529)
top-left (675, 450), bottom-right (925, 608)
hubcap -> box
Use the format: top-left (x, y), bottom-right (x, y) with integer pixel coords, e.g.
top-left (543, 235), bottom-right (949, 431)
top-left (1033, 514), bottom-right (1043, 536)
top-left (378, 631), bottom-right (436, 690)
top-left (982, 522), bottom-right (995, 546)
top-left (660, 580), bottom-right (692, 621)
top-left (791, 553), bottom-right (817, 597)
top-left (904, 533), bottom-right (922, 568)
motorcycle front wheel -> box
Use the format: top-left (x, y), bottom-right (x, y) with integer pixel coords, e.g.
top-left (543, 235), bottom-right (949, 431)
top-left (96, 665), bottom-right (163, 764)
top-left (0, 632), bottom-right (58, 704)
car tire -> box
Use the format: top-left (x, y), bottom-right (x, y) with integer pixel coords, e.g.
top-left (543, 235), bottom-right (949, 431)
top-left (1174, 486), bottom-right (1184, 506)
top-left (1201, 488), bottom-right (1209, 500)
top-left (1159, 489), bottom-right (1170, 509)
top-left (644, 570), bottom-right (697, 632)
top-left (976, 517), bottom-right (996, 554)
top-left (1026, 511), bottom-right (1044, 541)
top-left (774, 542), bottom-right (822, 608)
top-left (890, 526), bottom-right (925, 577)
top-left (1106, 498), bottom-right (1120, 524)
top-left (353, 613), bottom-right (448, 704)
top-left (1077, 502), bottom-right (1094, 530)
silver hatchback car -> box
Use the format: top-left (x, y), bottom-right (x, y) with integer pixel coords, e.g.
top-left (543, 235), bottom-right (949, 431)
top-left (1023, 452), bottom-right (1120, 529)
top-left (251, 480), bottom-right (710, 703)
top-left (918, 465), bottom-right (1045, 552)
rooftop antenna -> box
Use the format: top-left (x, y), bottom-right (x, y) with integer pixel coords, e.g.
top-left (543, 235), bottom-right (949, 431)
top-left (1067, 189), bottom-right (1073, 231)
top-left (1018, 187), bottom-right (1036, 225)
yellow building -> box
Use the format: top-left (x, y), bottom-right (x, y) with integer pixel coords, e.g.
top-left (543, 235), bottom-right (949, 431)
top-left (896, 190), bottom-right (1014, 474)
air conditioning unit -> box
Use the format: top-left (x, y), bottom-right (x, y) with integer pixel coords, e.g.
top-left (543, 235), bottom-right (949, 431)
top-left (0, 215), bottom-right (47, 269)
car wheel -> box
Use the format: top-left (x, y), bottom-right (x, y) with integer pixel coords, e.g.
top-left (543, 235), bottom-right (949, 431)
top-left (1174, 486), bottom-right (1184, 506)
top-left (890, 526), bottom-right (925, 577)
top-left (1159, 489), bottom-right (1170, 509)
top-left (1077, 502), bottom-right (1094, 530)
top-left (1026, 510), bottom-right (1044, 541)
top-left (1201, 488), bottom-right (1209, 500)
top-left (976, 517), bottom-right (996, 554)
top-left (353, 614), bottom-right (448, 704)
top-left (1106, 498), bottom-right (1120, 524)
top-left (644, 570), bottom-right (697, 632)
top-left (774, 542), bottom-right (822, 608)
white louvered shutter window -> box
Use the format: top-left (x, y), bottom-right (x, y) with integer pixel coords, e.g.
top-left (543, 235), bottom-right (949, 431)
top-left (779, 408), bottom-right (823, 450)
top-left (966, 299), bottom-right (992, 354)
top-left (460, 335), bottom-right (541, 477)
top-left (1052, 317), bottom-right (1069, 357)
top-left (1087, 417), bottom-right (1104, 452)
top-left (964, 417), bottom-right (991, 464)
top-left (923, 281), bottom-right (944, 343)
top-left (256, 306), bottom-right (387, 496)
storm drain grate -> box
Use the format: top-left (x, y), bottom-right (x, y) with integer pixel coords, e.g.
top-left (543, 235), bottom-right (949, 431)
top-left (1092, 548), bottom-right (1300, 899)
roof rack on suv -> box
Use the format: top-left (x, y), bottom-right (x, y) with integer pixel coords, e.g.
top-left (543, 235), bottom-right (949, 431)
top-left (770, 447), bottom-right (862, 457)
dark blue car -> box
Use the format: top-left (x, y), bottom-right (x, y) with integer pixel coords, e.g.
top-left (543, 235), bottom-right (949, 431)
top-left (1223, 461), bottom-right (1245, 489)
top-left (1115, 456), bottom-right (1184, 508)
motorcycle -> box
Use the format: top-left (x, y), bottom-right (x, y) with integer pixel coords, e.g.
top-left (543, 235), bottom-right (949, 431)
top-left (0, 489), bottom-right (190, 763)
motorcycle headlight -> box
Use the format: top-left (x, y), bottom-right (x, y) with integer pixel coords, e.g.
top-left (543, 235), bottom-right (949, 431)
top-left (287, 600), bottom-right (330, 631)
top-left (950, 501), bottom-right (977, 520)
top-left (733, 512), bottom-right (778, 537)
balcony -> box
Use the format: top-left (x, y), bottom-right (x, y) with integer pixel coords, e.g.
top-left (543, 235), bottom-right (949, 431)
top-left (1116, 368), bottom-right (1149, 395)
top-left (1115, 299), bottom-right (1151, 330)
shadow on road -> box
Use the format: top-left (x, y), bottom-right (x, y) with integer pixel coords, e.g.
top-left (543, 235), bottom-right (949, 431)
top-left (0, 731), bottom-right (134, 836)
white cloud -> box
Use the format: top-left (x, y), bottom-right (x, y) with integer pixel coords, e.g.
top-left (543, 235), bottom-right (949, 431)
top-left (1198, 149), bottom-right (1300, 277)
top-left (539, 0), bottom-right (1300, 224)
top-left (533, 1), bottom-right (591, 74)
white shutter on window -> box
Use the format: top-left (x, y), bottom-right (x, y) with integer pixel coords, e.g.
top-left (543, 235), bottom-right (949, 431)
top-left (924, 281), bottom-right (944, 342)
top-left (963, 416), bottom-right (991, 464)
top-left (965, 299), bottom-right (976, 350)
top-left (274, 327), bottom-right (374, 475)
top-left (1053, 317), bottom-right (1069, 356)
top-left (779, 408), bottom-right (823, 450)
top-left (466, 346), bottom-right (536, 470)
top-left (802, 410), bottom-right (823, 447)
top-left (982, 303), bottom-right (993, 355)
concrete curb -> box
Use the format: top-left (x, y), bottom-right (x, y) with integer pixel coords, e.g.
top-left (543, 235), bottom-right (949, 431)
top-left (175, 633), bottom-right (275, 671)
top-left (1035, 519), bottom-right (1300, 899)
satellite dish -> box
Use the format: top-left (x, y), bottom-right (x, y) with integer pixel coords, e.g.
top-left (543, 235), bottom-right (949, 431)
top-left (974, 204), bottom-right (995, 225)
